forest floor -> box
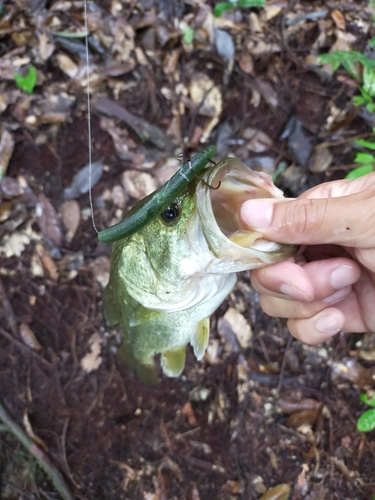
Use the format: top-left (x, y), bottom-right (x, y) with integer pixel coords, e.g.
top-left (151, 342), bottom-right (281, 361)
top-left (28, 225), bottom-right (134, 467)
top-left (1, 0), bottom-right (375, 499)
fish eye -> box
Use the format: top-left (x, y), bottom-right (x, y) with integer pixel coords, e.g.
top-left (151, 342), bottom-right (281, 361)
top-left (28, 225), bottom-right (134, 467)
top-left (161, 203), bottom-right (180, 224)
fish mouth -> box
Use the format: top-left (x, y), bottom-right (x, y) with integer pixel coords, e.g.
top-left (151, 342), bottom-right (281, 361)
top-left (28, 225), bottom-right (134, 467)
top-left (196, 157), bottom-right (298, 272)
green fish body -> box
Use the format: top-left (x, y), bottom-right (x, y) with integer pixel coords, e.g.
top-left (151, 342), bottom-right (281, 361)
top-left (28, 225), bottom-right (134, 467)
top-left (103, 157), bottom-right (298, 381)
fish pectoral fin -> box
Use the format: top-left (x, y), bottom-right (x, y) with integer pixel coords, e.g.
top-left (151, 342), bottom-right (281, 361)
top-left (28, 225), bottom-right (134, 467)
top-left (191, 317), bottom-right (210, 360)
top-left (129, 305), bottom-right (163, 327)
top-left (161, 347), bottom-right (186, 377)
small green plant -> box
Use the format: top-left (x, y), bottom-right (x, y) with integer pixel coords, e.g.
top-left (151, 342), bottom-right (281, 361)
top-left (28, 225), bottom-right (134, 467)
top-left (357, 393), bottom-right (375, 432)
top-left (181, 24), bottom-right (194, 44)
top-left (14, 65), bottom-right (37, 94)
top-left (213, 0), bottom-right (265, 18)
top-left (345, 134), bottom-right (375, 179)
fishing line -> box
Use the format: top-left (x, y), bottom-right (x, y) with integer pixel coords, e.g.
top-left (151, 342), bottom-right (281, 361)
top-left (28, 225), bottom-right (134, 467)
top-left (83, 0), bottom-right (99, 233)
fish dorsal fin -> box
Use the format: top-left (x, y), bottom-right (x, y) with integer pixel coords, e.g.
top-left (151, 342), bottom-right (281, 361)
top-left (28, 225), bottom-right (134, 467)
top-left (191, 317), bottom-right (210, 360)
top-left (161, 347), bottom-right (187, 377)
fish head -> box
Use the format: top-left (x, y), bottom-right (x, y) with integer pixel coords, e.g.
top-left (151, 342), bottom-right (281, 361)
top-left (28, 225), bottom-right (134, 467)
top-left (196, 156), bottom-right (298, 273)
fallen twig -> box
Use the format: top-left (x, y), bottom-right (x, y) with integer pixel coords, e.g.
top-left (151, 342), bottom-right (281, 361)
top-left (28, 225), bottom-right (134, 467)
top-left (0, 400), bottom-right (74, 500)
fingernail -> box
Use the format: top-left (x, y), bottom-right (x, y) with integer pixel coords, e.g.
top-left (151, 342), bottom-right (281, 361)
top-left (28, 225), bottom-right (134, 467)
top-left (241, 200), bottom-right (273, 228)
top-left (315, 312), bottom-right (343, 334)
top-left (324, 286), bottom-right (350, 304)
top-left (330, 266), bottom-right (359, 289)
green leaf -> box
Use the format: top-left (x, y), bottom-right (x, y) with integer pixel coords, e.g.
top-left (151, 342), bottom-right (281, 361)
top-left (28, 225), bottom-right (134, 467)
top-left (345, 164), bottom-right (374, 179)
top-left (357, 408), bottom-right (375, 432)
top-left (369, 37), bottom-right (375, 46)
top-left (213, 0), bottom-right (264, 16)
top-left (352, 96), bottom-right (367, 106)
top-left (355, 138), bottom-right (375, 150)
top-left (14, 66), bottom-right (37, 94)
top-left (359, 393), bottom-right (375, 407)
top-left (354, 152), bottom-right (375, 164)
top-left (53, 30), bottom-right (89, 38)
top-left (182, 25), bottom-right (194, 44)
top-left (238, 0), bottom-right (265, 6)
top-left (213, 2), bottom-right (236, 17)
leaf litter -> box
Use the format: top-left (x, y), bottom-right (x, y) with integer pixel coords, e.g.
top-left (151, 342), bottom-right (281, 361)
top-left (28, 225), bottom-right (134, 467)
top-left (0, 1), bottom-right (374, 499)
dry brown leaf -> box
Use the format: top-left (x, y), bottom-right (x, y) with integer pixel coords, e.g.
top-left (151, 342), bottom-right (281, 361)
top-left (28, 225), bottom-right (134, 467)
top-left (330, 358), bottom-right (375, 388)
top-left (37, 194), bottom-right (62, 246)
top-left (60, 200), bottom-right (80, 242)
top-left (80, 333), bottom-right (103, 373)
top-left (294, 464), bottom-right (309, 496)
top-left (181, 402), bottom-right (197, 426)
top-left (58, 252), bottom-right (84, 282)
top-left (19, 323), bottom-right (43, 351)
top-left (189, 73), bottom-right (222, 142)
top-left (286, 409), bottom-right (320, 428)
top-left (0, 201), bottom-right (11, 222)
top-left (309, 144), bottom-right (333, 173)
top-left (278, 398), bottom-right (322, 414)
top-left (0, 177), bottom-right (23, 198)
top-left (223, 307), bottom-right (252, 349)
top-left (242, 127), bottom-right (273, 153)
top-left (55, 52), bottom-right (78, 79)
top-left (0, 127), bottom-right (15, 177)
top-left (259, 483), bottom-right (290, 500)
top-left (187, 482), bottom-right (200, 500)
top-left (39, 32), bottom-right (55, 60)
top-left (40, 252), bottom-right (59, 282)
top-left (256, 79), bottom-right (279, 109)
top-left (238, 51), bottom-right (253, 74)
top-left (122, 170), bottom-right (157, 199)
top-left (331, 10), bottom-right (345, 30)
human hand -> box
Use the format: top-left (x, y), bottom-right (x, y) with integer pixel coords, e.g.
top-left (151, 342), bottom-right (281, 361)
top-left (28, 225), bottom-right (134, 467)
top-left (240, 173), bottom-right (375, 344)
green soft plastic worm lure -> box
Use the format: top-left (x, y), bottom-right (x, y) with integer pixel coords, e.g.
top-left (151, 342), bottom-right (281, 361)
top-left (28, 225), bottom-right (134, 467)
top-left (98, 145), bottom-right (217, 243)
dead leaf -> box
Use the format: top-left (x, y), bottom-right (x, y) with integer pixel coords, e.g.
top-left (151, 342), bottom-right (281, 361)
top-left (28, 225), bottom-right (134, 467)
top-left (80, 333), bottom-right (103, 373)
top-left (37, 194), bottom-right (62, 246)
top-left (0, 177), bottom-right (23, 198)
top-left (330, 358), bottom-right (375, 389)
top-left (278, 398), bottom-right (322, 414)
top-left (256, 79), bottom-right (279, 109)
top-left (0, 231), bottom-right (33, 257)
top-left (223, 307), bottom-right (252, 349)
top-left (238, 51), bottom-right (253, 74)
top-left (0, 128), bottom-right (15, 177)
top-left (0, 201), bottom-right (11, 222)
top-left (286, 409), bottom-right (320, 428)
top-left (58, 252), bottom-right (84, 282)
top-left (242, 127), bottom-right (273, 153)
top-left (60, 200), bottom-right (80, 242)
top-left (189, 73), bottom-right (222, 142)
top-left (40, 252), bottom-right (59, 282)
top-left (294, 464), bottom-right (309, 496)
top-left (331, 10), bottom-right (345, 30)
top-left (181, 402), bottom-right (197, 426)
top-left (64, 159), bottom-right (104, 200)
top-left (259, 483), bottom-right (290, 500)
top-left (309, 144), bottom-right (333, 173)
top-left (19, 323), bottom-right (43, 351)
top-left (122, 170), bottom-right (157, 199)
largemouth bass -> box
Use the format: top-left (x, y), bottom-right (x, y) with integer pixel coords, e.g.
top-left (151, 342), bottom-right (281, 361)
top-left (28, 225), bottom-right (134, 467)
top-left (102, 154), bottom-right (298, 382)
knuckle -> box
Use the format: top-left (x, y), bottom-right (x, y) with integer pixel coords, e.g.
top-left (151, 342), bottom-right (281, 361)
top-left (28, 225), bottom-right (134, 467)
top-left (283, 198), bottom-right (328, 241)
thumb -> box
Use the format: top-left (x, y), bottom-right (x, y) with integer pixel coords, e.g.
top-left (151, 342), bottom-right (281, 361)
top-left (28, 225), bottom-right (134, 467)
top-left (240, 178), bottom-right (375, 248)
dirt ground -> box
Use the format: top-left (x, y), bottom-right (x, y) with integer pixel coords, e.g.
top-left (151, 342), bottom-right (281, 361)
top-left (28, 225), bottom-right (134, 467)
top-left (1, 1), bottom-right (375, 499)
